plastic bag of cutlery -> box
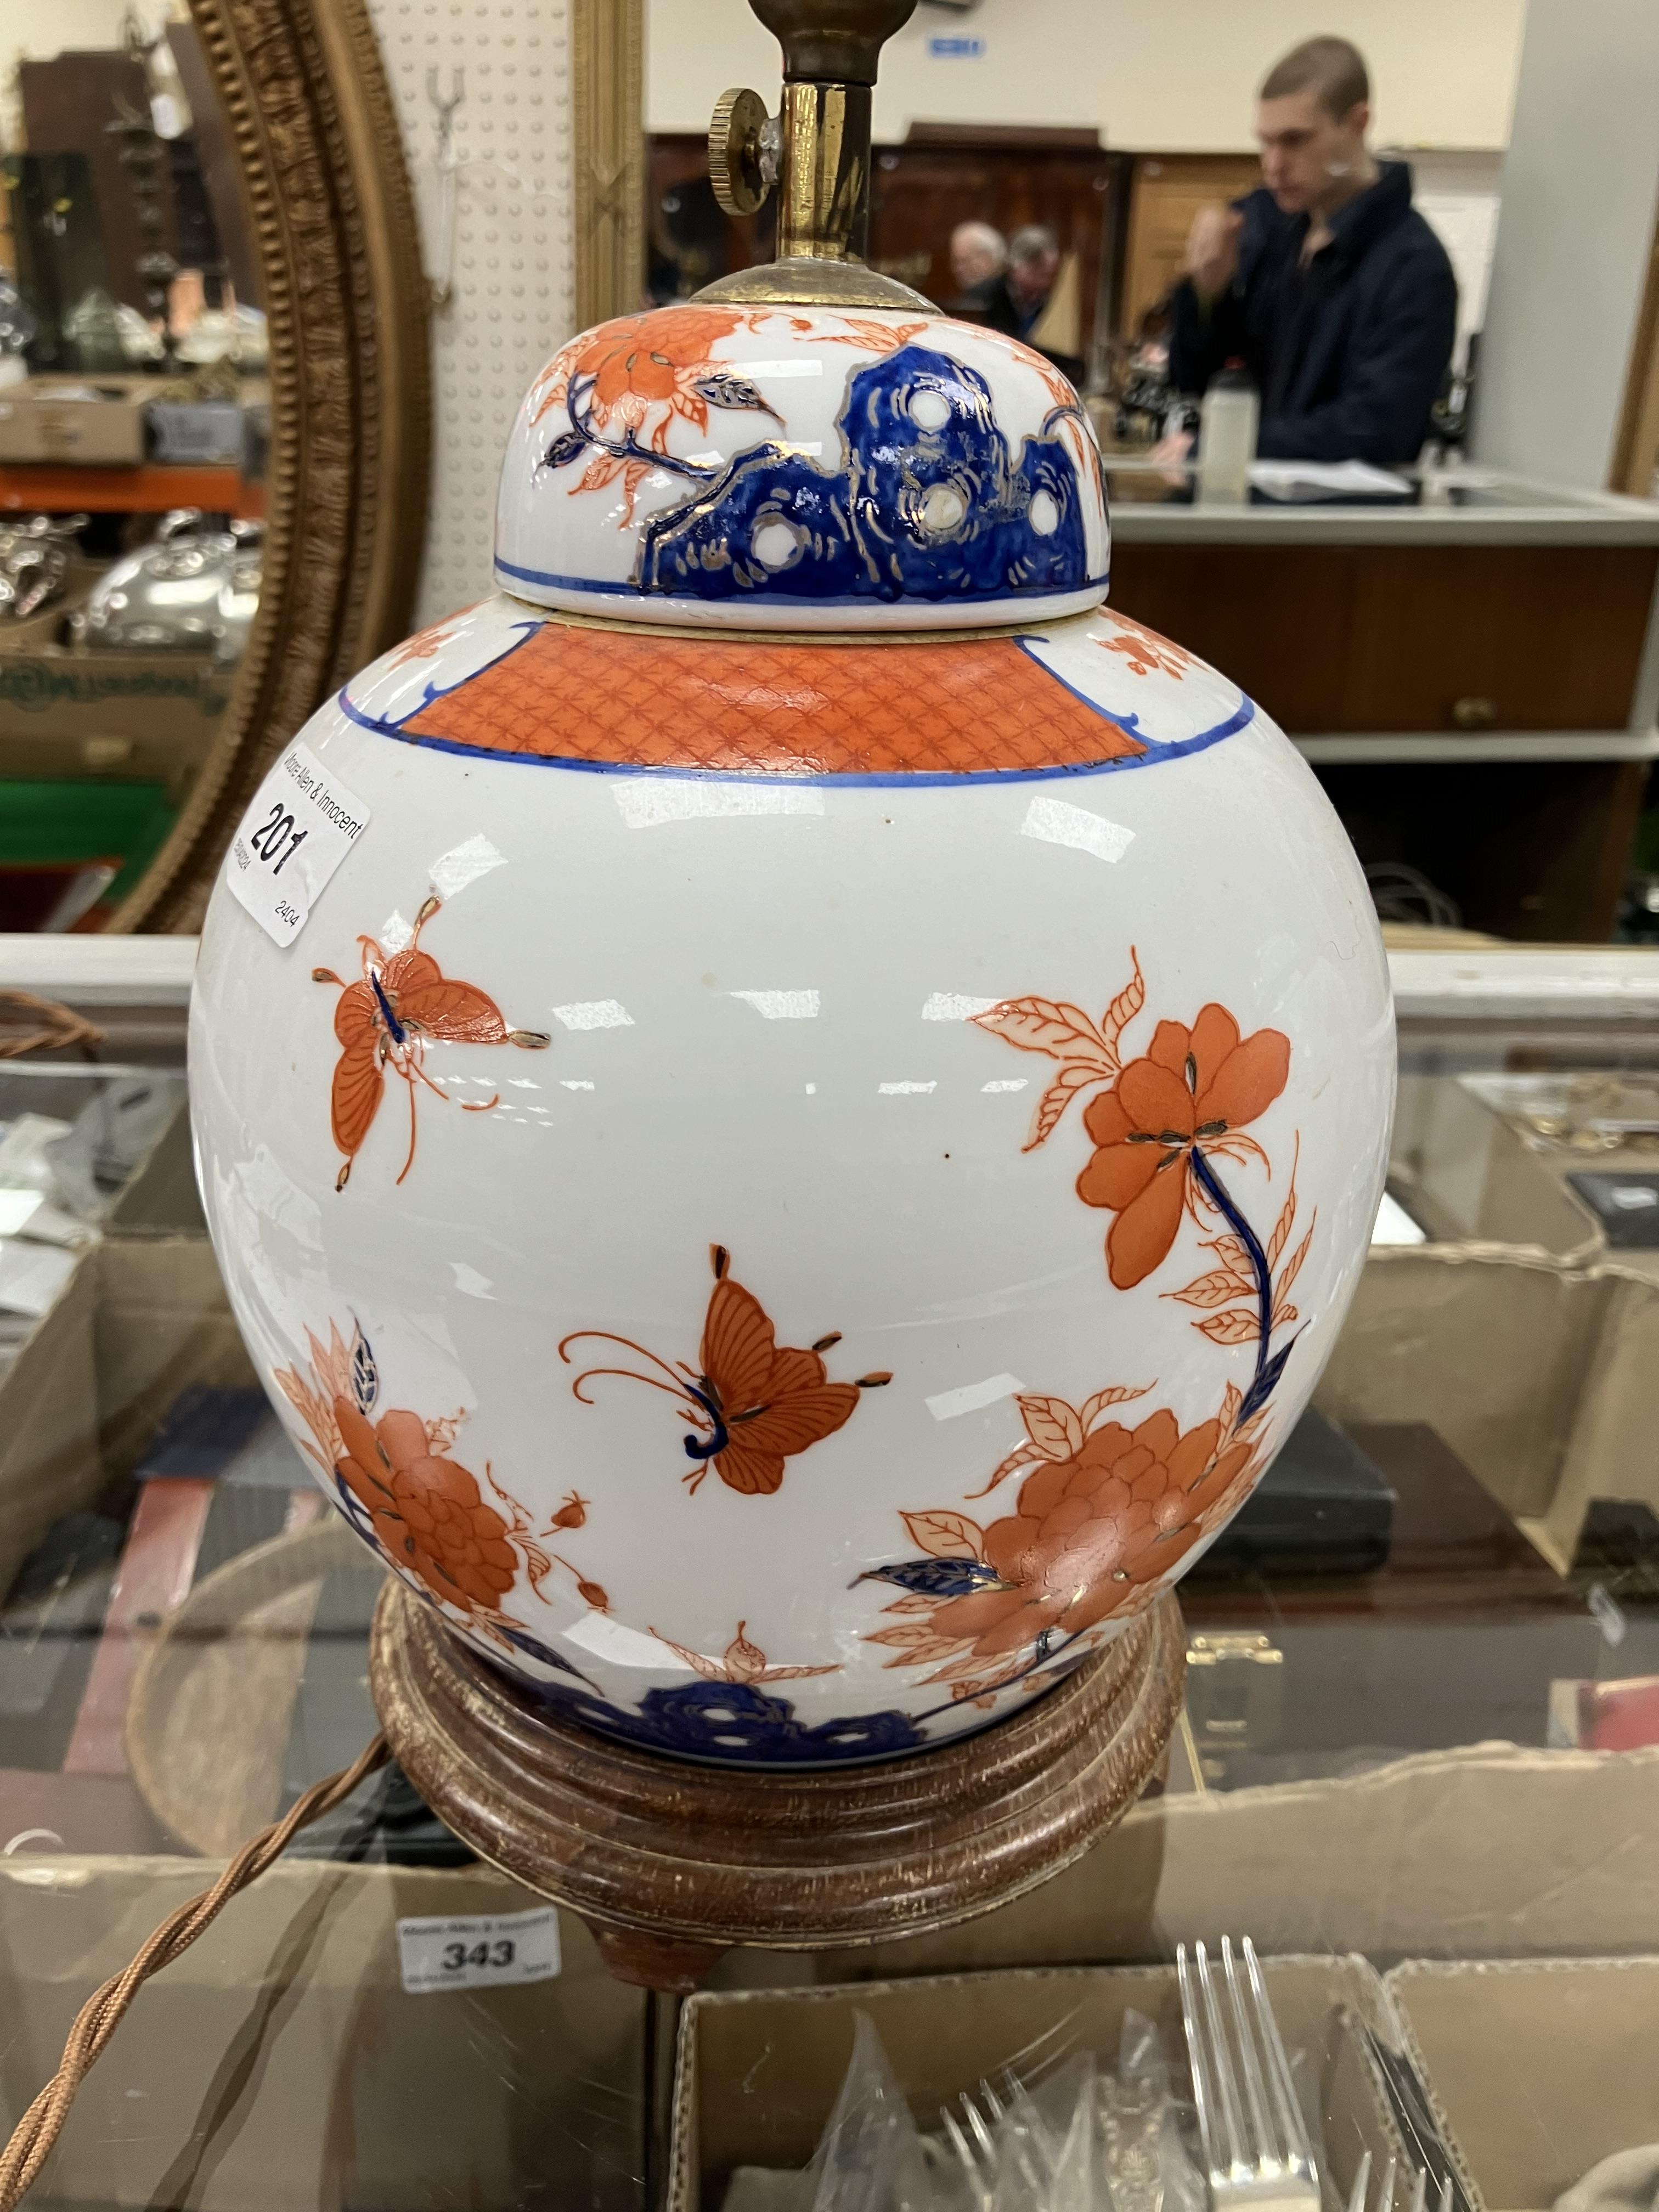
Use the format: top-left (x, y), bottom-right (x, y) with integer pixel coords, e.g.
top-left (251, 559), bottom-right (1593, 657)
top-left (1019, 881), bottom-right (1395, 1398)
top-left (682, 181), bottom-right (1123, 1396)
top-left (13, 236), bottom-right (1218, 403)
top-left (797, 2011), bottom-right (934, 2212)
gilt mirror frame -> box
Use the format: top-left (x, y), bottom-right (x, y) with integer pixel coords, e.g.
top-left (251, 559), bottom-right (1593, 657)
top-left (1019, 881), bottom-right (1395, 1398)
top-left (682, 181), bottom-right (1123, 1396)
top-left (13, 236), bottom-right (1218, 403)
top-left (115, 0), bottom-right (644, 932)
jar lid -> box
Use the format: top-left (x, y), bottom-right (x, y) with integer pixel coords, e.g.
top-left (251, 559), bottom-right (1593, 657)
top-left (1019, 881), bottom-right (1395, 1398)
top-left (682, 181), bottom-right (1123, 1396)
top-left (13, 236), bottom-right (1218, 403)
top-left (493, 302), bottom-right (1110, 633)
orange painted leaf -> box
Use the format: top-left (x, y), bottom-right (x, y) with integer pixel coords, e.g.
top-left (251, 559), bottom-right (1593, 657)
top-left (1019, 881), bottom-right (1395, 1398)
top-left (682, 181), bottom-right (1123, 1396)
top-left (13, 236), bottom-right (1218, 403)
top-left (1274, 1223), bottom-right (1315, 1305)
top-left (899, 1509), bottom-right (986, 1561)
top-left (1098, 950), bottom-right (1146, 1060)
top-left (1197, 1309), bottom-right (1263, 1345)
top-left (882, 1593), bottom-right (944, 1616)
top-left (1080, 1384), bottom-right (1151, 1428)
top-left (964, 1442), bottom-right (1045, 1499)
top-left (1205, 1130), bottom-right (1271, 1172)
top-left (1267, 1137), bottom-right (1302, 1267)
top-left (1199, 1234), bottom-right (1252, 1276)
top-left (970, 996), bottom-right (1111, 1065)
top-left (1219, 1381), bottom-right (1244, 1436)
top-left (883, 1637), bottom-right (975, 1671)
top-left (1167, 1271), bottom-right (1249, 1310)
top-left (1024, 1060), bottom-right (1114, 1153)
top-left (757, 1662), bottom-right (842, 1681)
top-left (1019, 1394), bottom-right (1086, 1461)
top-left (1271, 1302), bottom-right (1299, 1330)
top-left (724, 1626), bottom-right (769, 1682)
top-left (867, 1623), bottom-right (956, 1650)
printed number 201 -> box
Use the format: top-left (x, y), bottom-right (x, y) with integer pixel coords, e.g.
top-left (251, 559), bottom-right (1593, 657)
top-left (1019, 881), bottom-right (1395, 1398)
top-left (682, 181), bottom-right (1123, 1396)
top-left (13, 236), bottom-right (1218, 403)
top-left (441, 1938), bottom-right (516, 1972)
top-left (248, 802), bottom-right (308, 877)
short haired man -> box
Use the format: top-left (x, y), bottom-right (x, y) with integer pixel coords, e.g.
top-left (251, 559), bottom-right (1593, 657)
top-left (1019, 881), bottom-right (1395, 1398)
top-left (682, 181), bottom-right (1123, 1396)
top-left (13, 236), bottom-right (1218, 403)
top-left (1168, 36), bottom-right (1456, 464)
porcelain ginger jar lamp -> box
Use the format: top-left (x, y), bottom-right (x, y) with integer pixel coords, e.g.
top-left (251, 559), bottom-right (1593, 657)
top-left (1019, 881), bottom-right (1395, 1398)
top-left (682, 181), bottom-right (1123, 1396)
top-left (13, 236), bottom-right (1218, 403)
top-left (190, 0), bottom-right (1393, 1780)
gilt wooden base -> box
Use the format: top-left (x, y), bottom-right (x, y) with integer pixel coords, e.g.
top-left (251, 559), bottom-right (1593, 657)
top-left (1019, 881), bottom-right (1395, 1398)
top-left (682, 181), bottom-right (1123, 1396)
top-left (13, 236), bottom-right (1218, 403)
top-left (369, 1582), bottom-right (1185, 1993)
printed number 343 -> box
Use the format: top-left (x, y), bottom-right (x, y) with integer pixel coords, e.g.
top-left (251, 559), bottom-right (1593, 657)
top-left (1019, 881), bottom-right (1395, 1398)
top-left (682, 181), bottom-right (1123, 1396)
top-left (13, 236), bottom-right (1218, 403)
top-left (249, 802), bottom-right (308, 876)
top-left (442, 1938), bottom-right (516, 1971)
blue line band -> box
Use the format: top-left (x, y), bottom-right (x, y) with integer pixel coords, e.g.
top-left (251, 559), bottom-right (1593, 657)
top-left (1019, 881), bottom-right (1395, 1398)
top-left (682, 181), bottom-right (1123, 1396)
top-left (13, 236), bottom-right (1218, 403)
top-left (491, 555), bottom-right (1113, 610)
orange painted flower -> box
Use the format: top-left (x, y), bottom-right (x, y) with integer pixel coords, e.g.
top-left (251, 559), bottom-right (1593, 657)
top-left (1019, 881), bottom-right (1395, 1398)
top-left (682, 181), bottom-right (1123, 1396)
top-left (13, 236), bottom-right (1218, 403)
top-left (333, 1395), bottom-right (518, 1614)
top-left (531, 305), bottom-right (746, 442)
top-left (1077, 1005), bottom-right (1289, 1289)
top-left (930, 1409), bottom-right (1255, 1658)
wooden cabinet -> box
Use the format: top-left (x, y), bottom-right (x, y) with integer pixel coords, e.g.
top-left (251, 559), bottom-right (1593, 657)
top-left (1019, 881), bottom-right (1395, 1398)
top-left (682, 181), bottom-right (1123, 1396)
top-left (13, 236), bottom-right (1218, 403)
top-left (1120, 154), bottom-right (1263, 336)
top-left (1109, 543), bottom-right (1659, 733)
top-left (1110, 538), bottom-right (1659, 941)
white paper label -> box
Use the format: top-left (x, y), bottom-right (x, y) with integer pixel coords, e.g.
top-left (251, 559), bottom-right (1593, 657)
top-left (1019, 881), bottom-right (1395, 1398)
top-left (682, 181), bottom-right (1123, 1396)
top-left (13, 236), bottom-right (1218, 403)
top-left (225, 742), bottom-right (370, 946)
top-left (396, 1907), bottom-right (561, 1995)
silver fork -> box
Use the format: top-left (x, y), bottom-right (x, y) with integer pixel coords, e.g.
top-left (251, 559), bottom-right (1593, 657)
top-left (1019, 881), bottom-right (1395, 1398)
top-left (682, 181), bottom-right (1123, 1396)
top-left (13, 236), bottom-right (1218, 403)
top-left (1345, 2149), bottom-right (1454, 2212)
top-left (1177, 1937), bottom-right (1321, 2212)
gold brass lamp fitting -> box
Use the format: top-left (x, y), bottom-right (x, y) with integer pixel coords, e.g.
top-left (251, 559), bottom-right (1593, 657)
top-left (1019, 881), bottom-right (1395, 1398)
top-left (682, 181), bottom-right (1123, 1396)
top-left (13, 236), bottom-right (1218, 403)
top-left (699, 0), bottom-right (929, 310)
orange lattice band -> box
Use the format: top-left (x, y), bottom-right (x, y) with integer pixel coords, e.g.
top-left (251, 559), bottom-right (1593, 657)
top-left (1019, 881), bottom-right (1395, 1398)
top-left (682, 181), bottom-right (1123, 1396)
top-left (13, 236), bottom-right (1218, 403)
top-left (385, 622), bottom-right (1144, 779)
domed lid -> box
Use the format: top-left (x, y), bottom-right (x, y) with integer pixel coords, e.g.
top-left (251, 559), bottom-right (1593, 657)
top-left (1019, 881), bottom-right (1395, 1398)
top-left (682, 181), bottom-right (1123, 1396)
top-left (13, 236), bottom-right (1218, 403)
top-left (494, 302), bottom-right (1109, 632)
top-left (493, 0), bottom-right (1108, 634)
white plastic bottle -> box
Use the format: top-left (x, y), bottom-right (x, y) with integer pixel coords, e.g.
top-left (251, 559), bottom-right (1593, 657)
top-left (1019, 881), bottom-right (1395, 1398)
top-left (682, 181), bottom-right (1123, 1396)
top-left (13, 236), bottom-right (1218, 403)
top-left (1198, 357), bottom-right (1259, 503)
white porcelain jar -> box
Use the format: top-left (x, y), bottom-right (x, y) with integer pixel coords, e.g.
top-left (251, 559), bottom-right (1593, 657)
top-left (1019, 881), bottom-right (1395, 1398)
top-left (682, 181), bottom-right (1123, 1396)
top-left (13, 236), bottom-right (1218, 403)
top-left (190, 300), bottom-right (1393, 1767)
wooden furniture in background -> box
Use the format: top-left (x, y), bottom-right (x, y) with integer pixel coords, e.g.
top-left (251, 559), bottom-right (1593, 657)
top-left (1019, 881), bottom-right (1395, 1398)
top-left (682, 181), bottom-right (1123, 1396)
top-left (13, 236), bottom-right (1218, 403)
top-left (868, 126), bottom-right (1126, 363)
top-left (1110, 543), bottom-right (1659, 733)
top-left (1120, 153), bottom-right (1262, 336)
top-left (1110, 538), bottom-right (1659, 943)
top-left (18, 54), bottom-right (177, 320)
top-left (647, 126), bottom-right (1129, 364)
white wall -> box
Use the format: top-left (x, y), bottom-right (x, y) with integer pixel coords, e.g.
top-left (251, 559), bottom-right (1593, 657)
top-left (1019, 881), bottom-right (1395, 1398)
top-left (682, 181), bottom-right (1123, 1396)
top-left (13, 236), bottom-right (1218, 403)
top-left (1473, 0), bottom-right (1659, 487)
top-left (646, 0), bottom-right (1524, 152)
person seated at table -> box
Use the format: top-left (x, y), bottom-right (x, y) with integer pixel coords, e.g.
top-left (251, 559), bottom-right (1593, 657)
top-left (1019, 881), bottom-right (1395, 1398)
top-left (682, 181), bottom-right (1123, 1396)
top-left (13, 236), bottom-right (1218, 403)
top-left (1168, 35), bottom-right (1456, 465)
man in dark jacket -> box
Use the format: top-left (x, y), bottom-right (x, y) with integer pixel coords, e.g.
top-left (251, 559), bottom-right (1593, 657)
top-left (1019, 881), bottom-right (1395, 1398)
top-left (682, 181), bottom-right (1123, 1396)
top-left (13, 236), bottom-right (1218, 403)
top-left (1168, 36), bottom-right (1457, 464)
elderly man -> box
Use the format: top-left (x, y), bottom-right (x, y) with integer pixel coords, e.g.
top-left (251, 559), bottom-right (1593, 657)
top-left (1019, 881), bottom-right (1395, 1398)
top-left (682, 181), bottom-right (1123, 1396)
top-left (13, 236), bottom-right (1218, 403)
top-left (948, 221), bottom-right (1007, 313)
top-left (1168, 35), bottom-right (1455, 464)
top-left (952, 222), bottom-right (1085, 387)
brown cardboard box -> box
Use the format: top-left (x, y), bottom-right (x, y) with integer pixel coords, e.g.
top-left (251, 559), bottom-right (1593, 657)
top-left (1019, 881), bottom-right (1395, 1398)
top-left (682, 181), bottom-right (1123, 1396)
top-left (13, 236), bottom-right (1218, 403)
top-left (707, 1737), bottom-right (1659, 1989)
top-left (0, 637), bottom-right (232, 747)
top-left (1386, 1957), bottom-right (1659, 2212)
top-left (0, 1855), bottom-right (646, 2210)
top-left (1317, 1249), bottom-right (1659, 1571)
top-left (1390, 1074), bottom-right (1602, 1261)
top-left (669, 1960), bottom-right (1405, 2212)
top-left (0, 377), bottom-right (149, 465)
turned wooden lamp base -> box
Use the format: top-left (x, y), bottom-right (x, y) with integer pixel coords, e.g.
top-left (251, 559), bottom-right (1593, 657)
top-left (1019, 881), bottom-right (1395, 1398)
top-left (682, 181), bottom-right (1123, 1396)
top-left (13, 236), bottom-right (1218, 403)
top-left (368, 1582), bottom-right (1185, 1994)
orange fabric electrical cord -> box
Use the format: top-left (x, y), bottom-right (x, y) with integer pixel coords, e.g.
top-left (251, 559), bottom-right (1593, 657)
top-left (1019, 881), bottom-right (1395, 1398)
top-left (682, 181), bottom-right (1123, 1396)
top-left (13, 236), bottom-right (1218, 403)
top-left (0, 1734), bottom-right (391, 2211)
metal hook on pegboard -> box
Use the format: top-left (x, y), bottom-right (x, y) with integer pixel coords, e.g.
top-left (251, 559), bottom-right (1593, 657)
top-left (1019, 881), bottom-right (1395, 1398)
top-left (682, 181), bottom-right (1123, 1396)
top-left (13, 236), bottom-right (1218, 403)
top-left (424, 67), bottom-right (464, 309)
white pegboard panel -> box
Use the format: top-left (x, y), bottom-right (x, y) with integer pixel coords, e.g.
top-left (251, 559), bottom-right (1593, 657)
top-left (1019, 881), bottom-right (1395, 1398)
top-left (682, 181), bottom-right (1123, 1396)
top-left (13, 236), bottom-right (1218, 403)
top-left (364, 0), bottom-right (577, 629)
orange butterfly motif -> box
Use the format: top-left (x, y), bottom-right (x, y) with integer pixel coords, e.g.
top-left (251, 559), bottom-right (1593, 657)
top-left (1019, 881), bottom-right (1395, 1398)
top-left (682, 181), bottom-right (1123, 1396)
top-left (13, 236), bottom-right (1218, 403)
top-left (560, 1245), bottom-right (891, 1496)
top-left (312, 893), bottom-right (550, 1189)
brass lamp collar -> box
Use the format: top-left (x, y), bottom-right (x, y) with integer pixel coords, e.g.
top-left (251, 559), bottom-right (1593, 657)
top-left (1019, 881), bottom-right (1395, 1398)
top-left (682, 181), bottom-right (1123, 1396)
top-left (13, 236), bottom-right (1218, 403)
top-left (697, 0), bottom-right (929, 311)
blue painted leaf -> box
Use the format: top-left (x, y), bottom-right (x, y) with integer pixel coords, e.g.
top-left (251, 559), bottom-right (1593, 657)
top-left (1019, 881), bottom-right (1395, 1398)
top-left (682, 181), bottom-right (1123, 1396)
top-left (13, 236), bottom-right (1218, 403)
top-left (858, 1558), bottom-right (1004, 1599)
top-left (349, 1323), bottom-right (378, 1415)
top-left (541, 426), bottom-right (590, 471)
top-left (695, 371), bottom-right (775, 416)
top-left (1238, 1336), bottom-right (1299, 1425)
top-left (500, 1626), bottom-right (599, 1690)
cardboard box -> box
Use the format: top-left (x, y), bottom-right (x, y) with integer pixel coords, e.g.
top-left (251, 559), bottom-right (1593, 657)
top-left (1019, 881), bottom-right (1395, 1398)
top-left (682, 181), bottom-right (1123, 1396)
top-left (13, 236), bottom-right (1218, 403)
top-left (0, 378), bottom-right (148, 465)
top-left (0, 638), bottom-right (232, 747)
top-left (0, 1098), bottom-right (222, 1598)
top-left (669, 1960), bottom-right (1406, 2212)
top-left (0, 1855), bottom-right (646, 2211)
top-left (1317, 1249), bottom-right (1659, 1572)
top-left (1389, 1074), bottom-right (1602, 1262)
top-left (1387, 1956), bottom-right (1659, 2212)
